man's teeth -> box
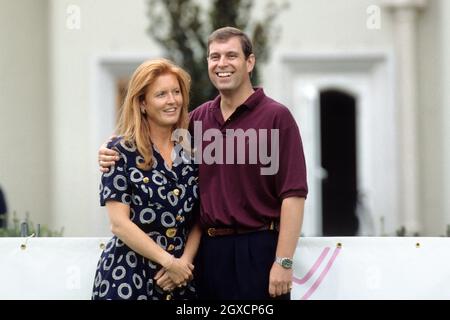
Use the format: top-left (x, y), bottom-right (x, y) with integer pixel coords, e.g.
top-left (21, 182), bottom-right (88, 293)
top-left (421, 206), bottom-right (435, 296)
top-left (217, 72), bottom-right (232, 77)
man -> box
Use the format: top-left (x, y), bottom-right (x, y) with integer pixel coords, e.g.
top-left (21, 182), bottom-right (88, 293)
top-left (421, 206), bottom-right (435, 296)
top-left (99, 27), bottom-right (307, 299)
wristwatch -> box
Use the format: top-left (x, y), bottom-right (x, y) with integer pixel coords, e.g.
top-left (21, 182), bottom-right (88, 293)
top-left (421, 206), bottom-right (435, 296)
top-left (275, 256), bottom-right (293, 269)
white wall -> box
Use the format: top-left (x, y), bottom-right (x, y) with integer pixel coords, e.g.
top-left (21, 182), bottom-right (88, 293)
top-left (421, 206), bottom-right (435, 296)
top-left (0, 0), bottom-right (50, 227)
top-left (265, 0), bottom-right (395, 96)
top-left (49, 0), bottom-right (159, 235)
top-left (280, 0), bottom-right (394, 49)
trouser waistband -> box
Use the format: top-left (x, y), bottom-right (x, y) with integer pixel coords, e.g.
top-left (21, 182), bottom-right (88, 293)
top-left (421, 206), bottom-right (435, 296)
top-left (204, 221), bottom-right (279, 237)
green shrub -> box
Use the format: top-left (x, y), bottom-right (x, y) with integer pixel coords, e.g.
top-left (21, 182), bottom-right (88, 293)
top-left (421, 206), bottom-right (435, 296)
top-left (0, 211), bottom-right (64, 237)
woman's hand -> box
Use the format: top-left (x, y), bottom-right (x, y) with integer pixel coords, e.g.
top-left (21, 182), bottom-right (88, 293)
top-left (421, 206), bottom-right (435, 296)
top-left (154, 269), bottom-right (177, 292)
top-left (165, 256), bottom-right (194, 286)
top-left (156, 256), bottom-right (194, 290)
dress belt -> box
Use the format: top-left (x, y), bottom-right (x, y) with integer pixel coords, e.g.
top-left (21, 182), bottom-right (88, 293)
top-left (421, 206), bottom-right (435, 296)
top-left (205, 221), bottom-right (279, 237)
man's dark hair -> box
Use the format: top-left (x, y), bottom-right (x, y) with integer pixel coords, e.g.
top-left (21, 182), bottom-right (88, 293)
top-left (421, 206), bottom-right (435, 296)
top-left (207, 26), bottom-right (254, 59)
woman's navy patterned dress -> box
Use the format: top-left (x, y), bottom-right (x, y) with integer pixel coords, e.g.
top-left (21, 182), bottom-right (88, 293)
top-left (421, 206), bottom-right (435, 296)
top-left (92, 137), bottom-right (199, 300)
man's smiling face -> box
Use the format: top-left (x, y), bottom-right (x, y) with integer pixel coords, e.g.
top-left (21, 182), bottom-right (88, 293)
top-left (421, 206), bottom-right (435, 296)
top-left (207, 36), bottom-right (255, 94)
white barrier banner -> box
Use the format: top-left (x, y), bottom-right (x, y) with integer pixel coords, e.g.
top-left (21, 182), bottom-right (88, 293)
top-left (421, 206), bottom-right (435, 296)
top-left (0, 237), bottom-right (108, 300)
top-left (1, 237), bottom-right (449, 299)
top-left (292, 237), bottom-right (450, 300)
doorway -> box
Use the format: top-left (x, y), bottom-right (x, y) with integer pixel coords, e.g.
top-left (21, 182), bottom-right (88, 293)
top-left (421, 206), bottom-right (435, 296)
top-left (320, 89), bottom-right (358, 236)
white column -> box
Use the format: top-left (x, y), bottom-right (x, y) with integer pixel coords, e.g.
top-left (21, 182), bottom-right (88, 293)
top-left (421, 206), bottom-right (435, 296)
top-left (294, 84), bottom-right (322, 236)
top-left (442, 0), bottom-right (450, 231)
top-left (382, 0), bottom-right (427, 233)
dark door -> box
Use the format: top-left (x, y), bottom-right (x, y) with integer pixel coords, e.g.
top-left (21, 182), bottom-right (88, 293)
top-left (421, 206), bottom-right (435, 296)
top-left (320, 89), bottom-right (358, 236)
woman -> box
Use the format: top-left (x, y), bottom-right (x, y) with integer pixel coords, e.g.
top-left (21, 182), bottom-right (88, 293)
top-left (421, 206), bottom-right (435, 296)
top-left (92, 59), bottom-right (201, 300)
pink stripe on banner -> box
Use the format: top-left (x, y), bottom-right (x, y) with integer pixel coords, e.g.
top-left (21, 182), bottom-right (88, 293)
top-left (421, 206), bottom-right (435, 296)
top-left (300, 247), bottom-right (341, 300)
top-left (292, 247), bottom-right (331, 285)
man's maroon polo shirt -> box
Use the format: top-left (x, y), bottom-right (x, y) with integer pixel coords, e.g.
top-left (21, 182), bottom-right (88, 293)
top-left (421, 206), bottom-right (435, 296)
top-left (189, 88), bottom-right (308, 229)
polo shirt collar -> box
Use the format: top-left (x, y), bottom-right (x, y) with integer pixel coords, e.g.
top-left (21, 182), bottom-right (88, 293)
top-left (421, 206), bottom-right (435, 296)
top-left (208, 87), bottom-right (266, 111)
top-left (244, 87), bottom-right (265, 110)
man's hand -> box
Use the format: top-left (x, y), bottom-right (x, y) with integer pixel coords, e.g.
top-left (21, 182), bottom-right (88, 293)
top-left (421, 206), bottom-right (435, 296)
top-left (268, 262), bottom-right (293, 298)
top-left (98, 136), bottom-right (119, 173)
